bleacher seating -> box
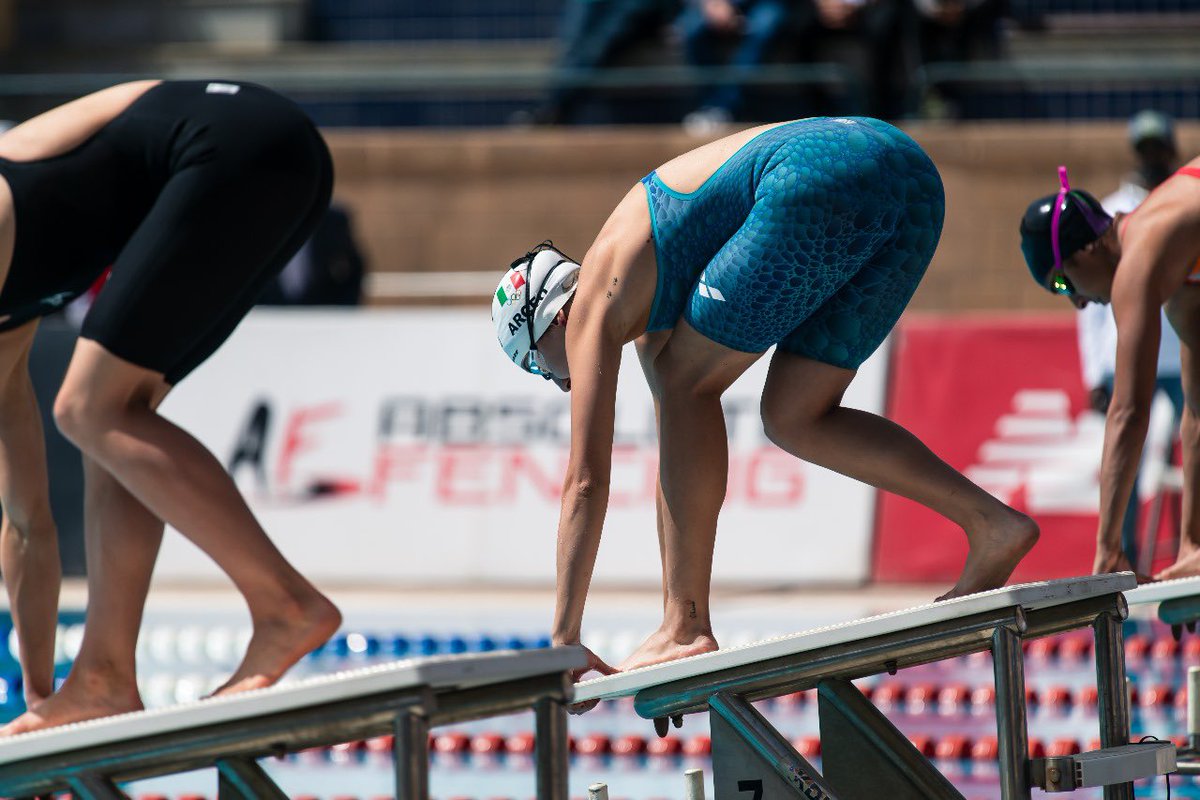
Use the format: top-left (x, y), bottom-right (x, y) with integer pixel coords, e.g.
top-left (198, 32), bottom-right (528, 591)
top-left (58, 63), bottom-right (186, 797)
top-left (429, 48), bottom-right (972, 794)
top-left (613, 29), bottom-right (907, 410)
top-left (309, 0), bottom-right (564, 42)
top-left (4, 0), bottom-right (1199, 126)
top-left (1011, 0), bottom-right (1200, 14)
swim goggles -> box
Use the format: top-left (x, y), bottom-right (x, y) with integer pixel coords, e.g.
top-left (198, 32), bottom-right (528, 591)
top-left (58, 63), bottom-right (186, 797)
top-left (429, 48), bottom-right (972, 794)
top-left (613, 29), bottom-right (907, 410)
top-left (1048, 165), bottom-right (1110, 297)
top-left (516, 243), bottom-right (569, 386)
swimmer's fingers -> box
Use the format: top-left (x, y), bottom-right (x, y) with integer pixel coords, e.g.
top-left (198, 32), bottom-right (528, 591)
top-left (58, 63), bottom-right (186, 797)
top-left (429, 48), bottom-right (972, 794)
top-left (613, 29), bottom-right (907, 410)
top-left (566, 647), bottom-right (619, 715)
top-left (1092, 548), bottom-right (1134, 577)
top-left (568, 698), bottom-right (601, 715)
top-left (585, 647), bottom-right (619, 677)
top-left (568, 647), bottom-right (618, 682)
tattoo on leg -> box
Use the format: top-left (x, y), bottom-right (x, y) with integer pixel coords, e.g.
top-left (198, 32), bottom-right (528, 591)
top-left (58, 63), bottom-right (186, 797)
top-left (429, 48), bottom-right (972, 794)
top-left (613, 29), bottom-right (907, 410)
top-left (689, 601), bottom-right (697, 619)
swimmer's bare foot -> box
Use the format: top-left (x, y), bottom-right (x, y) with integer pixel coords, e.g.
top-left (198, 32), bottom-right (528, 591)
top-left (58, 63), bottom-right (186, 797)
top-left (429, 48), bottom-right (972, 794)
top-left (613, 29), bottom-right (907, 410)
top-left (1178, 539), bottom-right (1200, 563)
top-left (212, 590), bottom-right (341, 696)
top-left (0, 667), bottom-right (142, 737)
top-left (1162, 536), bottom-right (1200, 579)
top-left (1154, 548), bottom-right (1200, 581)
top-left (617, 628), bottom-right (719, 673)
top-left (936, 511), bottom-right (1039, 601)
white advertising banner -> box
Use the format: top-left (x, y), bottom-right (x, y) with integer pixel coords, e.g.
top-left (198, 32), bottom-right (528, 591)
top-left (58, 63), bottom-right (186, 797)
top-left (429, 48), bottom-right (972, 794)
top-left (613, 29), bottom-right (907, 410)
top-left (156, 309), bottom-right (888, 586)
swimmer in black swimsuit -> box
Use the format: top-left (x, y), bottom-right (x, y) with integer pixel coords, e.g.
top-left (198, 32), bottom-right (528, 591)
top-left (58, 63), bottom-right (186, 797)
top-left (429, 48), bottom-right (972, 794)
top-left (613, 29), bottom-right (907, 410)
top-left (0, 80), bottom-right (342, 736)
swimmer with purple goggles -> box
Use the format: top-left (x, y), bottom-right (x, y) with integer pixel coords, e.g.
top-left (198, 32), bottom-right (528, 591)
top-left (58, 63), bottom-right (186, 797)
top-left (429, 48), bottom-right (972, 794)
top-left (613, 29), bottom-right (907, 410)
top-left (1019, 159), bottom-right (1200, 581)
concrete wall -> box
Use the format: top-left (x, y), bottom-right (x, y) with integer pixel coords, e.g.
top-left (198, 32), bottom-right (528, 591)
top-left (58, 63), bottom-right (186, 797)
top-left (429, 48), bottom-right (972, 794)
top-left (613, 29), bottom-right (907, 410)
top-left (325, 121), bottom-right (1200, 312)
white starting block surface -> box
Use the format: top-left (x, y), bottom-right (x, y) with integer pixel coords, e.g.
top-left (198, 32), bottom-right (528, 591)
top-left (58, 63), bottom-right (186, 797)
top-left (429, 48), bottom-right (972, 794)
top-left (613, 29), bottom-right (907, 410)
top-left (1125, 575), bottom-right (1200, 606)
top-left (0, 647), bottom-right (584, 765)
top-left (574, 574), bottom-right (1135, 703)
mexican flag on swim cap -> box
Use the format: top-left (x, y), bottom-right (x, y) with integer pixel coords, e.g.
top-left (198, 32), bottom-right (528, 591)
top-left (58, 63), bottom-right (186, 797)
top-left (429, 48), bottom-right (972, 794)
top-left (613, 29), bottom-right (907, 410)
top-left (491, 243), bottom-right (581, 373)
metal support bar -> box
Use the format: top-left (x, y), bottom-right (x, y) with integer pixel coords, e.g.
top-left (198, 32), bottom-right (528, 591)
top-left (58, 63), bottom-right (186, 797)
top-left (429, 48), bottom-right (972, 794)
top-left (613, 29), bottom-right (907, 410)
top-left (709, 692), bottom-right (840, 799)
top-left (1032, 742), bottom-right (1176, 791)
top-left (1190, 666), bottom-right (1200, 752)
top-left (817, 677), bottom-right (965, 800)
top-left (432, 672), bottom-right (572, 727)
top-left (0, 688), bottom-right (433, 796)
top-left (394, 709), bottom-right (430, 800)
top-left (992, 624), bottom-right (1031, 800)
top-left (636, 607), bottom-right (1026, 720)
top-left (1023, 594), bottom-right (1131, 639)
top-left (64, 773), bottom-right (128, 800)
top-left (215, 757), bottom-right (288, 800)
top-left (536, 695), bottom-right (570, 800)
top-left (1094, 602), bottom-right (1134, 800)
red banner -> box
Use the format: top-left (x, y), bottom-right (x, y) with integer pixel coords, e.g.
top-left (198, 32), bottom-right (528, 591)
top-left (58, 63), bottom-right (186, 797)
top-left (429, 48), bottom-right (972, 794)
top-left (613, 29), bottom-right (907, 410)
top-left (874, 314), bottom-right (1101, 583)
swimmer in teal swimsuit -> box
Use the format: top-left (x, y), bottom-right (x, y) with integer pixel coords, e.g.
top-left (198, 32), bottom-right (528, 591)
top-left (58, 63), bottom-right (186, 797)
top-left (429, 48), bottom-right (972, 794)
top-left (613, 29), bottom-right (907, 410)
top-left (492, 118), bottom-right (1039, 679)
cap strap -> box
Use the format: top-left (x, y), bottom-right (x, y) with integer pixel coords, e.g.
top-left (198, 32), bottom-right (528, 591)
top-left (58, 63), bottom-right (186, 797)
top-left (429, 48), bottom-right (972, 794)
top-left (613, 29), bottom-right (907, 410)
top-left (1050, 166), bottom-right (1069, 274)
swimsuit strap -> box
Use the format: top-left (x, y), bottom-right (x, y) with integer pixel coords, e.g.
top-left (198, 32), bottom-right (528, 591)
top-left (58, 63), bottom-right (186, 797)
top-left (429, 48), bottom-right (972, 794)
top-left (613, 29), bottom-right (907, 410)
top-left (1173, 167), bottom-right (1200, 282)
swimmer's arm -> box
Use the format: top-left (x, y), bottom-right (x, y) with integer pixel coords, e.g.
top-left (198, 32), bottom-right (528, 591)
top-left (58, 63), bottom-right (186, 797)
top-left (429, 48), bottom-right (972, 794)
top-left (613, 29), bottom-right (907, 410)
top-left (0, 320), bottom-right (60, 703)
top-left (0, 80), bottom-right (161, 162)
top-left (551, 312), bottom-right (623, 647)
top-left (1097, 260), bottom-right (1169, 571)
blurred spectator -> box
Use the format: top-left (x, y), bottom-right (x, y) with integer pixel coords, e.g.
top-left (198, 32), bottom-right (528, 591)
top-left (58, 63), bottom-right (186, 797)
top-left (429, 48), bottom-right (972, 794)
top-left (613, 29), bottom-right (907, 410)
top-left (678, 0), bottom-right (800, 133)
top-left (912, 0), bottom-right (1005, 63)
top-left (521, 0), bottom-right (682, 125)
top-left (0, 0), bottom-right (13, 53)
top-left (259, 204), bottom-right (365, 306)
top-left (795, 0), bottom-right (907, 120)
top-left (1105, 110), bottom-right (1180, 212)
top-left (1077, 109), bottom-right (1183, 566)
top-left (911, 0), bottom-right (1006, 118)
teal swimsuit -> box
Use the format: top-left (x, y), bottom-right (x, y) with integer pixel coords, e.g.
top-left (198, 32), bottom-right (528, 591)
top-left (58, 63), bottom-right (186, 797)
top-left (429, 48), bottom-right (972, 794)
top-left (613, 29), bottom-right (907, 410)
top-left (642, 116), bottom-right (944, 369)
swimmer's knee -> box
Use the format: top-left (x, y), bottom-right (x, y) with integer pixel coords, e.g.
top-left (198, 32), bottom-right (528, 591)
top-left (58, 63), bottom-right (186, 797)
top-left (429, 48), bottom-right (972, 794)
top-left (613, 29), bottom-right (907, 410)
top-left (52, 388), bottom-right (95, 447)
top-left (53, 388), bottom-right (139, 450)
top-left (760, 377), bottom-right (842, 454)
top-left (760, 395), bottom-right (814, 453)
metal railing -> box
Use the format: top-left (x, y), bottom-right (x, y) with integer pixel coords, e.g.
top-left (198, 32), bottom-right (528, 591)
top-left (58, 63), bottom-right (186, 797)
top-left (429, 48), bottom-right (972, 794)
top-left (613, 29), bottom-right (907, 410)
top-left (0, 63), bottom-right (861, 98)
top-left (0, 649), bottom-right (583, 800)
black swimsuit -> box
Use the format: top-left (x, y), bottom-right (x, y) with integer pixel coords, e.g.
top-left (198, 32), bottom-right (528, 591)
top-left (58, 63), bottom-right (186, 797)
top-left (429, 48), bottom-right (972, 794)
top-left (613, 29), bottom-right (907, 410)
top-left (0, 80), bottom-right (333, 383)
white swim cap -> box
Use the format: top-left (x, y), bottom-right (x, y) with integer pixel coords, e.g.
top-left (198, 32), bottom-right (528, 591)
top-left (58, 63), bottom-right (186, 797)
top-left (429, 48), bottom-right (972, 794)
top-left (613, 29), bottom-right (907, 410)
top-left (492, 242), bottom-right (581, 374)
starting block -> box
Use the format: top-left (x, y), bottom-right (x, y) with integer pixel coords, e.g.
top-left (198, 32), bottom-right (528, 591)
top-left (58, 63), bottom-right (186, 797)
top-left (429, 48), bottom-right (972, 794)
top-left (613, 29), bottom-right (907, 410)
top-left (1126, 576), bottom-right (1200, 775)
top-left (576, 573), bottom-right (1174, 800)
top-left (1125, 575), bottom-right (1200, 635)
top-left (0, 647), bottom-right (585, 800)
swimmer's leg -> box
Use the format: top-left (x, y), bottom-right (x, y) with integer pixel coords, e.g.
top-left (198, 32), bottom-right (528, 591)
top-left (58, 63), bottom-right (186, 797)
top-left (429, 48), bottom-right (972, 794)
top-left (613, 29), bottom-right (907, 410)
top-left (0, 323), bottom-right (61, 710)
top-left (52, 342), bottom-right (340, 696)
top-left (620, 320), bottom-right (762, 671)
top-left (1, 449), bottom-right (164, 736)
top-left (760, 351), bottom-right (1038, 599)
top-left (1155, 291), bottom-right (1200, 579)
